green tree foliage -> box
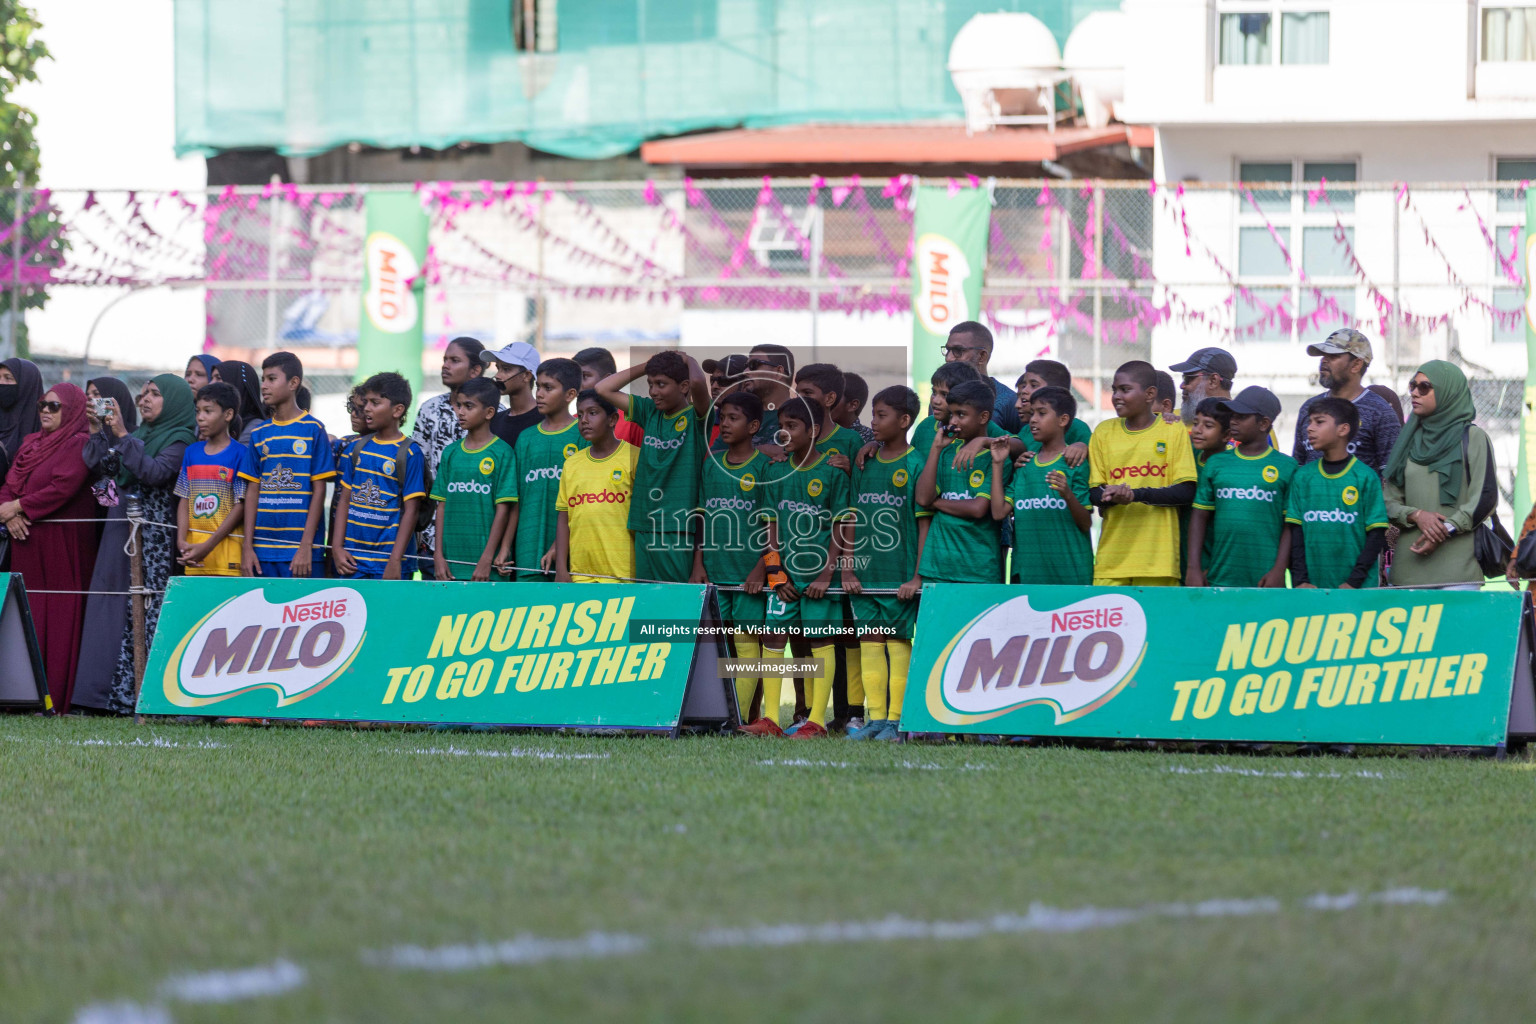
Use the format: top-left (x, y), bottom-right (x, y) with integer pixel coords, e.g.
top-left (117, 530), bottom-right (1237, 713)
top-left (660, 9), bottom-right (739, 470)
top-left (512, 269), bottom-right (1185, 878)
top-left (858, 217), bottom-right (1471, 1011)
top-left (0, 3), bottom-right (53, 355)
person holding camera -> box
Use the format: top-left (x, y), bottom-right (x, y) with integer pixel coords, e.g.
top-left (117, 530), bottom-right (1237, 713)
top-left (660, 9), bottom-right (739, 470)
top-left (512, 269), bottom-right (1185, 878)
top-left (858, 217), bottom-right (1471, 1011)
top-left (73, 374), bottom-right (197, 715)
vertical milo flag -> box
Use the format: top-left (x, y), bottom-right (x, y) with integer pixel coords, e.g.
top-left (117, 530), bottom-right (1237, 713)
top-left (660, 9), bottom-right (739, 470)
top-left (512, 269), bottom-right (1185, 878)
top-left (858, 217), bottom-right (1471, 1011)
top-left (910, 184), bottom-right (991, 397)
top-left (356, 191), bottom-right (429, 414)
top-left (1517, 191), bottom-right (1536, 528)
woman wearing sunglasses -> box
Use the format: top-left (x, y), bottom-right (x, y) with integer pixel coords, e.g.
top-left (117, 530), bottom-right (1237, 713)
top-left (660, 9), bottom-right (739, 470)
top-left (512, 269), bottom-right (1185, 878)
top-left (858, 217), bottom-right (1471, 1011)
top-left (0, 384), bottom-right (101, 711)
top-left (73, 374), bottom-right (197, 715)
top-left (1382, 361), bottom-right (1493, 590)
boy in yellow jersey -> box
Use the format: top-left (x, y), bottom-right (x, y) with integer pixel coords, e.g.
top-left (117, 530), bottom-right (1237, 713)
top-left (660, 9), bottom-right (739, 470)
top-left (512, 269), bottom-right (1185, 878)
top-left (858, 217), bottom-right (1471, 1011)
top-left (555, 390), bottom-right (639, 584)
top-left (1088, 360), bottom-right (1198, 586)
top-left (740, 397), bottom-right (851, 738)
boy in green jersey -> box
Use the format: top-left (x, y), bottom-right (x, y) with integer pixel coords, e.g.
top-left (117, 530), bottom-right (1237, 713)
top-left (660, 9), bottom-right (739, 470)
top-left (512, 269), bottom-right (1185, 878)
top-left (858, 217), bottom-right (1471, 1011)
top-left (917, 380), bottom-right (1009, 584)
top-left (1180, 397), bottom-right (1233, 578)
top-left (597, 349), bottom-right (711, 582)
top-left (841, 385), bottom-right (929, 741)
top-left (1287, 397), bottom-right (1389, 588)
top-left (794, 363), bottom-right (862, 468)
top-left (741, 398), bottom-right (851, 738)
top-left (498, 358), bottom-right (589, 580)
top-left (990, 386), bottom-right (1092, 586)
top-left (1186, 386), bottom-right (1297, 587)
top-left (693, 390), bottom-right (771, 718)
top-left (1015, 359), bottom-right (1091, 459)
top-left (431, 378), bottom-right (516, 581)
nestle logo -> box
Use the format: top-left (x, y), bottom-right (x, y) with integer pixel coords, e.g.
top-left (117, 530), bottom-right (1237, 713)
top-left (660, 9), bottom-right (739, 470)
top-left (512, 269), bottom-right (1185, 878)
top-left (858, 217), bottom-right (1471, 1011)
top-left (1050, 607), bottom-right (1124, 632)
top-left (282, 599), bottom-right (348, 624)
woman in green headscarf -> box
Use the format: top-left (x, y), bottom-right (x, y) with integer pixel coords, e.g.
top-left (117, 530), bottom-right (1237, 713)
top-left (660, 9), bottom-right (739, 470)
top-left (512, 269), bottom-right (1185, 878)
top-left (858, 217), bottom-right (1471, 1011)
top-left (1382, 360), bottom-right (1492, 589)
top-left (74, 374), bottom-right (198, 714)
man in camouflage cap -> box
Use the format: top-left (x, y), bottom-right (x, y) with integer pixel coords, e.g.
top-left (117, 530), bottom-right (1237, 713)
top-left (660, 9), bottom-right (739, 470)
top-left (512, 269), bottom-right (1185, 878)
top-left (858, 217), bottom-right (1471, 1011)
top-left (1291, 328), bottom-right (1402, 476)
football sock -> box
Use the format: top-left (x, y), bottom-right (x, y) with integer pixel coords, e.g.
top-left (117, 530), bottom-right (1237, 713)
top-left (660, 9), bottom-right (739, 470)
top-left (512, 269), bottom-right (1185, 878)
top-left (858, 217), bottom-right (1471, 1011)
top-left (860, 641), bottom-right (889, 722)
top-left (887, 640), bottom-right (912, 720)
top-left (732, 634), bottom-right (761, 723)
top-left (846, 645), bottom-right (865, 707)
top-left (761, 647), bottom-right (786, 726)
top-left (808, 644), bottom-right (835, 726)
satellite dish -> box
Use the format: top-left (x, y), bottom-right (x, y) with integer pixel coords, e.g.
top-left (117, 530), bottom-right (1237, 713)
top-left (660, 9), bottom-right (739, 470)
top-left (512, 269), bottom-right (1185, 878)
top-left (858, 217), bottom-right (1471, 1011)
top-left (1063, 12), bottom-right (1128, 129)
top-left (948, 13), bottom-right (1068, 134)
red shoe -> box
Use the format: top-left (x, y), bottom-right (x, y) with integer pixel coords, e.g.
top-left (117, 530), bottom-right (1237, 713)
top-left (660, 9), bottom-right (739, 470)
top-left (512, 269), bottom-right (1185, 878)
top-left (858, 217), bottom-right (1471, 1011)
top-left (738, 717), bottom-right (785, 736)
top-left (787, 720), bottom-right (828, 739)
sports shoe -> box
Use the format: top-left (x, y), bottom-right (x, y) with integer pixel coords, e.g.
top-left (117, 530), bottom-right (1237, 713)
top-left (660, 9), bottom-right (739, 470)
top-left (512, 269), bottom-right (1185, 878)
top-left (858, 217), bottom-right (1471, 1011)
top-left (843, 716), bottom-right (865, 735)
top-left (847, 718), bottom-right (884, 740)
top-left (873, 720), bottom-right (903, 741)
top-left (787, 719), bottom-right (828, 739)
top-left (738, 717), bottom-right (785, 737)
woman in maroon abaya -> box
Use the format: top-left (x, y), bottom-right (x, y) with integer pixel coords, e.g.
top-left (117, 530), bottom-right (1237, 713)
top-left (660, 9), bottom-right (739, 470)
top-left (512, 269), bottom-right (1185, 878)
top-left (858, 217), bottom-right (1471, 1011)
top-left (0, 383), bottom-right (100, 712)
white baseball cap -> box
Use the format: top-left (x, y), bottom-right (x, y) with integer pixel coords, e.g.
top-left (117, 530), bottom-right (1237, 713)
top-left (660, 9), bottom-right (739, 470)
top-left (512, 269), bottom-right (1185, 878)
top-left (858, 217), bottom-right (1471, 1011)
top-left (481, 341), bottom-right (541, 375)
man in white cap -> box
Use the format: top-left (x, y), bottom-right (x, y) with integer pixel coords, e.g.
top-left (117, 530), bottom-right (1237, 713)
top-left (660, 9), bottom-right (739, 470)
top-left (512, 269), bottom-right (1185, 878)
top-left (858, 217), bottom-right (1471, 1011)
top-left (483, 341), bottom-right (544, 449)
top-left (1291, 328), bottom-right (1401, 476)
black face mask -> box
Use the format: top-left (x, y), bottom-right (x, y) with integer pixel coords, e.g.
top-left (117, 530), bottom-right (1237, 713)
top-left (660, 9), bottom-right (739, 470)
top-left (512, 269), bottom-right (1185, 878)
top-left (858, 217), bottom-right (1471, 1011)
top-left (494, 376), bottom-right (508, 394)
top-left (0, 384), bottom-right (17, 409)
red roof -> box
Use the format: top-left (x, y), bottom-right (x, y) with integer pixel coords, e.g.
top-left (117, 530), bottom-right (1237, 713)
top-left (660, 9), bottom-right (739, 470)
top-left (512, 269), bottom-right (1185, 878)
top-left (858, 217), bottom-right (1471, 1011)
top-left (641, 123), bottom-right (1137, 167)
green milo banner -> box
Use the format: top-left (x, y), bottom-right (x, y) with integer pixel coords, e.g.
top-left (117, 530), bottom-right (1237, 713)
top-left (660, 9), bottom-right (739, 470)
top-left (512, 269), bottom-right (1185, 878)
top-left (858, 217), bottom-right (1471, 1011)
top-left (135, 578), bottom-right (732, 732)
top-left (909, 183), bottom-right (990, 396)
top-left (355, 190), bottom-right (429, 405)
top-left (1515, 190), bottom-right (1536, 528)
top-left (901, 585), bottom-right (1524, 746)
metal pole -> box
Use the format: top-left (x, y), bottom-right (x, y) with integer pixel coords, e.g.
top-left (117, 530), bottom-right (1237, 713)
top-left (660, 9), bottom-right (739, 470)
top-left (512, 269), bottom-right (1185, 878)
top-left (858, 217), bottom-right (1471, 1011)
top-left (1092, 181), bottom-right (1105, 415)
top-left (535, 193), bottom-right (546, 349)
top-left (9, 184), bottom-right (21, 357)
top-left (126, 496), bottom-right (147, 719)
top-left (1391, 187), bottom-right (1401, 387)
top-left (809, 204), bottom-right (821, 359)
top-left (266, 173), bottom-right (281, 350)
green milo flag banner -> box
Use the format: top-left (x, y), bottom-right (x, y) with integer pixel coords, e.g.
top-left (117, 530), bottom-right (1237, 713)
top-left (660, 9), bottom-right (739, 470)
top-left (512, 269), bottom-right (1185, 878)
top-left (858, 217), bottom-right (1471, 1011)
top-left (901, 585), bottom-right (1524, 746)
top-left (909, 183), bottom-right (990, 395)
top-left (355, 190), bottom-right (429, 407)
top-left (135, 579), bottom-right (731, 732)
top-left (1515, 190), bottom-right (1536, 528)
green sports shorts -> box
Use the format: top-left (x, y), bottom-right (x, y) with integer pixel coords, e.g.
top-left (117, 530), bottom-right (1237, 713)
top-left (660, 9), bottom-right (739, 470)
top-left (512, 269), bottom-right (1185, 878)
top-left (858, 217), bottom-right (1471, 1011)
top-left (849, 593), bottom-right (918, 640)
top-left (764, 588), bottom-right (843, 640)
top-left (717, 589), bottom-right (767, 631)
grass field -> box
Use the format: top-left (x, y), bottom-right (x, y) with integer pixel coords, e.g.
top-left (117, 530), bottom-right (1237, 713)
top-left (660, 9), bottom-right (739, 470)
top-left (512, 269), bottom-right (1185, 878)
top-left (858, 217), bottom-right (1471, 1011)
top-left (4, 718), bottom-right (1534, 1023)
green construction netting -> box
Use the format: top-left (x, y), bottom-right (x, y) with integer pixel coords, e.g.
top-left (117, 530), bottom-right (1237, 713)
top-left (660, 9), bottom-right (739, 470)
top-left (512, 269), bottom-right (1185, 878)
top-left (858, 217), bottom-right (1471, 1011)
top-left (175, 0), bottom-right (1121, 160)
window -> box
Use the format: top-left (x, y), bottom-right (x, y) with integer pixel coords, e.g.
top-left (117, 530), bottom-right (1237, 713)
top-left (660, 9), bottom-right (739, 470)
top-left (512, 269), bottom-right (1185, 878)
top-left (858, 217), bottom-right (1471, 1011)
top-left (1219, 4), bottom-right (1328, 65)
top-left (1492, 159), bottom-right (1531, 342)
top-left (1482, 6), bottom-right (1536, 61)
top-left (1235, 159), bottom-right (1358, 342)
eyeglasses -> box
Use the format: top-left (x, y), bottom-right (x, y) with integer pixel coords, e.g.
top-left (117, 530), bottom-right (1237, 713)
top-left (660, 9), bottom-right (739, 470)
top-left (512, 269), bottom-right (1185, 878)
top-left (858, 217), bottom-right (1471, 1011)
top-left (941, 344), bottom-right (981, 358)
top-left (38, 399), bottom-right (63, 413)
top-left (1408, 381), bottom-right (1435, 396)
top-left (1181, 372), bottom-right (1208, 384)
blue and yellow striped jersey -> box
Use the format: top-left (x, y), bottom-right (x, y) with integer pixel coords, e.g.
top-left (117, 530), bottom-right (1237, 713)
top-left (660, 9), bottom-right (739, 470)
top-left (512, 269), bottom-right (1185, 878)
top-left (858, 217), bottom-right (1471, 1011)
top-left (250, 414), bottom-right (337, 561)
top-left (340, 435), bottom-right (426, 571)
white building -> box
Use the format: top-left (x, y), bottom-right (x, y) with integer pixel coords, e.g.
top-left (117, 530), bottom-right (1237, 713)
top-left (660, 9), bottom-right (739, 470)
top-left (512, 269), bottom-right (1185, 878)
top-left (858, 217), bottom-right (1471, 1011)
top-left (1119, 0), bottom-right (1536, 404)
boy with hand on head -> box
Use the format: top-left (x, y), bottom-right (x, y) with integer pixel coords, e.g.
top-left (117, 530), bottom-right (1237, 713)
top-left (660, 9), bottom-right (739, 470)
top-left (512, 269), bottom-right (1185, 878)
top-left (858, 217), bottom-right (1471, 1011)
top-left (1088, 360), bottom-right (1197, 587)
top-left (990, 386), bottom-right (1092, 586)
top-left (574, 346), bottom-right (643, 446)
top-left (693, 389), bottom-right (770, 716)
top-left (740, 397), bottom-right (851, 738)
top-left (916, 380), bottom-right (1009, 585)
top-left (841, 385), bottom-right (929, 741)
top-left (555, 390), bottom-right (639, 584)
top-left (241, 351), bottom-right (337, 578)
top-left (176, 381), bottom-right (257, 576)
top-left (500, 358), bottom-right (588, 580)
top-left (1285, 397), bottom-right (1389, 588)
top-left (430, 377), bottom-right (517, 581)
top-left (1185, 386), bottom-right (1296, 588)
top-left (596, 349), bottom-right (710, 583)
top-left (1015, 359), bottom-right (1091, 462)
top-left (332, 372), bottom-right (426, 581)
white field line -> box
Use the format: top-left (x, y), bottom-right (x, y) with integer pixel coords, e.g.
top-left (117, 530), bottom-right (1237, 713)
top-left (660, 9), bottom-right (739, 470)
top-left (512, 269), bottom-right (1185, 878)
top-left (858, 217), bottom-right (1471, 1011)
top-left (1166, 765), bottom-right (1391, 780)
top-left (73, 888), bottom-right (1450, 1020)
top-left (392, 744), bottom-right (609, 761)
top-left (2, 735), bottom-right (227, 750)
top-left (756, 758), bottom-right (991, 771)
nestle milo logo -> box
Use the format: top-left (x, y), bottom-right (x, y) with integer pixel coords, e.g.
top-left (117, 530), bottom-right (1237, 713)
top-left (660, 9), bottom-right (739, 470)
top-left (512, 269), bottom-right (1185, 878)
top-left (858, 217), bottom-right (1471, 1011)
top-left (160, 586), bottom-right (367, 707)
top-left (925, 594), bottom-right (1147, 726)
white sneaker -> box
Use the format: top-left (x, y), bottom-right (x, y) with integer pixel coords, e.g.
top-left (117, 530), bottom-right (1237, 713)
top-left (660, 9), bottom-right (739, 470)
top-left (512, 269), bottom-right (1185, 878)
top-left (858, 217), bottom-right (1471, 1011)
top-left (843, 717), bottom-right (864, 735)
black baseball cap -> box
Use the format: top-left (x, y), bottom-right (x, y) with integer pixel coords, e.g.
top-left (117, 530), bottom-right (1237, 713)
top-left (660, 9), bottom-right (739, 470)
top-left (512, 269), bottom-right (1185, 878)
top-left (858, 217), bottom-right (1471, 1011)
top-left (702, 354), bottom-right (751, 378)
top-left (1170, 347), bottom-right (1238, 380)
top-left (1217, 385), bottom-right (1282, 421)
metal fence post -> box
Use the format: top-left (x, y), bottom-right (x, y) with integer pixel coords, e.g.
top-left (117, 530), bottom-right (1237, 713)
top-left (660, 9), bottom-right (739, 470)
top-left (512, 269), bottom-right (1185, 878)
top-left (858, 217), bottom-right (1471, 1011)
top-left (1091, 180), bottom-right (1105, 410)
top-left (126, 496), bottom-right (147, 715)
top-left (9, 184), bottom-right (21, 358)
top-left (1390, 188), bottom-right (1401, 387)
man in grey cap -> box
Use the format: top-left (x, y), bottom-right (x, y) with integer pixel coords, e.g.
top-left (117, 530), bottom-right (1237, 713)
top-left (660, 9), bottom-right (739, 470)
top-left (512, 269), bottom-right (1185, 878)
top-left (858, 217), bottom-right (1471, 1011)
top-left (482, 340), bottom-right (544, 448)
top-left (1169, 346), bottom-right (1237, 424)
top-left (1291, 328), bottom-right (1401, 475)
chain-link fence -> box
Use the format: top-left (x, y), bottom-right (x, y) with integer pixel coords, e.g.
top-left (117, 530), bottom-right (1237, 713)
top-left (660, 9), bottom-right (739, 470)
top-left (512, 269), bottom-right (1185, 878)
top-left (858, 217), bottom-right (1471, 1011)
top-left (7, 176), bottom-right (1531, 506)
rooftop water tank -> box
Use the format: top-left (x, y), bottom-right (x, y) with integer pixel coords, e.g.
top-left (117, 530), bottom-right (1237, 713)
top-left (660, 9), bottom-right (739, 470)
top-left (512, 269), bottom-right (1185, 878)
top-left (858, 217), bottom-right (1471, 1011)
top-left (949, 13), bottom-right (1067, 134)
top-left (1063, 11), bottom-right (1129, 129)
